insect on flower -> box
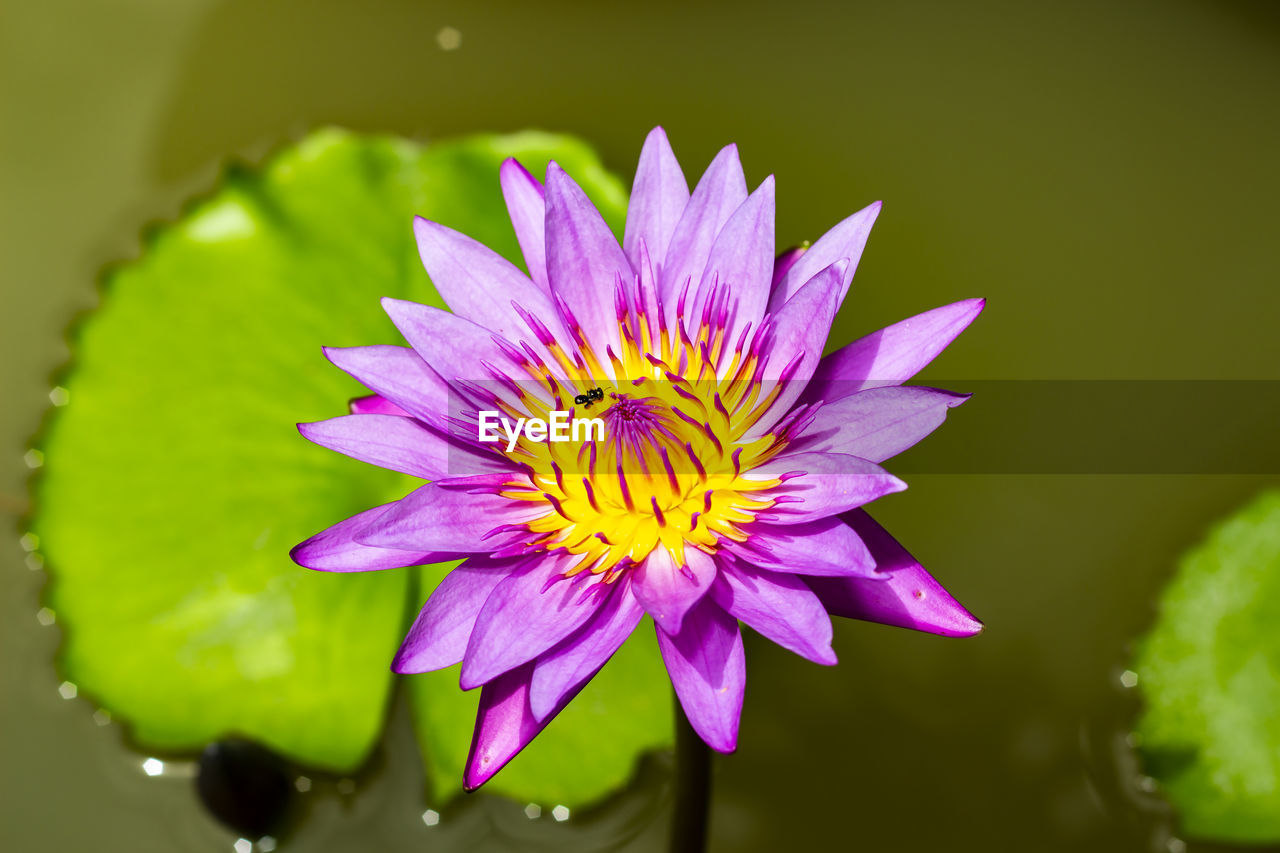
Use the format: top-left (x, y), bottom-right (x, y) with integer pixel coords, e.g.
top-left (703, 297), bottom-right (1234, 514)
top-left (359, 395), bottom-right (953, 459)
top-left (292, 128), bottom-right (984, 789)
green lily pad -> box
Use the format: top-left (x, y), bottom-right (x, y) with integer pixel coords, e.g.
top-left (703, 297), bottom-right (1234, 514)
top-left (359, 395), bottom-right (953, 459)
top-left (32, 128), bottom-right (671, 801)
top-left (1133, 490), bottom-right (1280, 843)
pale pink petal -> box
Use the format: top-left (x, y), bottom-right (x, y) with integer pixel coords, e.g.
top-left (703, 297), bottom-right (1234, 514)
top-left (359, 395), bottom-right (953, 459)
top-left (631, 546), bottom-right (717, 635)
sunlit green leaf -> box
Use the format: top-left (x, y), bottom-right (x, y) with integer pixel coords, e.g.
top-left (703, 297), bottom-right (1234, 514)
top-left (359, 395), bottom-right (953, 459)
top-left (34, 128), bottom-right (671, 799)
top-left (1133, 490), bottom-right (1280, 843)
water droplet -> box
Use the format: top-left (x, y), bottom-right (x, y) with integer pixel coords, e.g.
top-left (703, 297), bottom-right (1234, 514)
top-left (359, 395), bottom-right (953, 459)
top-left (196, 739), bottom-right (293, 839)
top-left (57, 681), bottom-right (77, 700)
top-left (1119, 669), bottom-right (1139, 688)
top-left (1167, 839), bottom-right (1186, 853)
top-left (421, 809), bottom-right (440, 827)
top-left (93, 709), bottom-right (112, 726)
top-left (36, 607), bottom-right (55, 626)
top-left (551, 804), bottom-right (570, 822)
top-left (49, 386), bottom-right (70, 406)
top-left (233, 839), bottom-right (252, 853)
top-left (524, 803), bottom-right (542, 819)
top-left (19, 532), bottom-right (39, 551)
top-left (143, 758), bottom-right (165, 777)
top-left (293, 776), bottom-right (311, 793)
top-left (258, 837), bottom-right (277, 852)
top-left (436, 26), bottom-right (462, 50)
top-left (24, 449), bottom-right (44, 469)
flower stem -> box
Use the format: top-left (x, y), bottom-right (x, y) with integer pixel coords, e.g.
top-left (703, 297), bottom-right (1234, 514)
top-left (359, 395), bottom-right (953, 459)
top-left (670, 692), bottom-right (711, 853)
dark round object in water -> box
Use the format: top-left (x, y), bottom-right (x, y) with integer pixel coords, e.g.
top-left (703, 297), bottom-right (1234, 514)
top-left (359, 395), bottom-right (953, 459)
top-left (195, 738), bottom-right (293, 838)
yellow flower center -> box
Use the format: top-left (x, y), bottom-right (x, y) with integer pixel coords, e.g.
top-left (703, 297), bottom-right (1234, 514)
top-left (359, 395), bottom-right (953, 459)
top-left (484, 287), bottom-right (805, 580)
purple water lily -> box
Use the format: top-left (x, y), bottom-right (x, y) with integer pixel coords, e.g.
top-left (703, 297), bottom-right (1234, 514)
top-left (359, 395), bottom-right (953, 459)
top-left (292, 128), bottom-right (983, 790)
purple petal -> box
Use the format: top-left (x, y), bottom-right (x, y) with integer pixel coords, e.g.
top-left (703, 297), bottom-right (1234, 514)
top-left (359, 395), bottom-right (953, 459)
top-left (499, 158), bottom-right (549, 291)
top-left (768, 201), bottom-right (881, 312)
top-left (290, 503), bottom-right (456, 572)
top-left (355, 477), bottom-right (536, 552)
top-left (460, 554), bottom-right (602, 689)
top-left (412, 217), bottom-right (565, 345)
top-left (771, 245), bottom-right (806, 288)
top-left (659, 144), bottom-right (748, 311)
top-left (741, 261), bottom-right (845, 439)
top-left (724, 517), bottom-right (876, 578)
top-left (393, 560), bottom-right (511, 673)
top-left (803, 298), bottom-right (986, 404)
top-left (349, 394), bottom-right (408, 416)
top-left (379, 298), bottom-right (527, 412)
top-left (463, 661), bottom-right (588, 791)
top-left (808, 510), bottom-right (983, 637)
top-left (623, 127), bottom-right (689, 272)
top-left (699, 176), bottom-right (775, 351)
top-left (528, 579), bottom-right (644, 720)
top-left (749, 451), bottom-right (906, 522)
top-left (324, 345), bottom-right (448, 430)
top-left (299, 413), bottom-right (450, 479)
top-left (656, 598), bottom-right (745, 753)
top-left (711, 561), bottom-right (836, 665)
top-left (631, 546), bottom-right (717, 635)
top-left (794, 386), bottom-right (970, 463)
top-left (544, 162), bottom-right (632, 362)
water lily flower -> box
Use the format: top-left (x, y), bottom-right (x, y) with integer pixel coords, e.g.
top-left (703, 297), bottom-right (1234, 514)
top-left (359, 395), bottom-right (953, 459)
top-left (292, 128), bottom-right (983, 790)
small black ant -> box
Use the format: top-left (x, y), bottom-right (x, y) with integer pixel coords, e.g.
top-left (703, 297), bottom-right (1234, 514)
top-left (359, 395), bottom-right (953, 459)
top-left (573, 387), bottom-right (605, 408)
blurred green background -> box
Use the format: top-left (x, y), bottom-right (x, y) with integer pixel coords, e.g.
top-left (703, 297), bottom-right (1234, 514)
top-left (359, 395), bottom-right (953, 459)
top-left (2, 0), bottom-right (1278, 850)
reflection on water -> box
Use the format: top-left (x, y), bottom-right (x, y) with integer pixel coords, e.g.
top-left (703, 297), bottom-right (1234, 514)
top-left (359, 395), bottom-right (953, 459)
top-left (3, 0), bottom-right (1280, 850)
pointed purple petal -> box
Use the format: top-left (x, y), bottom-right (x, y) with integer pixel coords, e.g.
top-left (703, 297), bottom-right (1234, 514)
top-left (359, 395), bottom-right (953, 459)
top-left (741, 260), bottom-right (844, 439)
top-left (393, 561), bottom-right (511, 673)
top-left (725, 517), bottom-right (877, 577)
top-left (349, 394), bottom-right (408, 416)
top-left (355, 478), bottom-right (535, 552)
top-left (711, 561), bottom-right (836, 665)
top-left (463, 661), bottom-right (591, 790)
top-left (699, 176), bottom-right (775, 348)
top-left (381, 298), bottom-right (507, 384)
top-left (659, 144), bottom-right (748, 309)
top-left (656, 598), bottom-right (745, 753)
top-left (749, 451), bottom-right (906, 522)
top-left (803, 298), bottom-right (986, 404)
top-left (299, 413), bottom-right (450, 479)
top-left (544, 162), bottom-right (632, 362)
top-left (624, 127), bottom-right (690, 272)
top-left (412, 217), bottom-right (565, 345)
top-left (632, 546), bottom-right (717, 635)
top-left (460, 554), bottom-right (601, 689)
top-left (324, 345), bottom-right (448, 430)
top-left (771, 246), bottom-right (806, 287)
top-left (290, 503), bottom-right (456, 572)
top-left (795, 386), bottom-right (969, 463)
top-left (529, 580), bottom-right (644, 720)
top-left (500, 158), bottom-right (549, 291)
top-left (768, 201), bottom-right (881, 312)
top-left (808, 510), bottom-right (983, 637)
